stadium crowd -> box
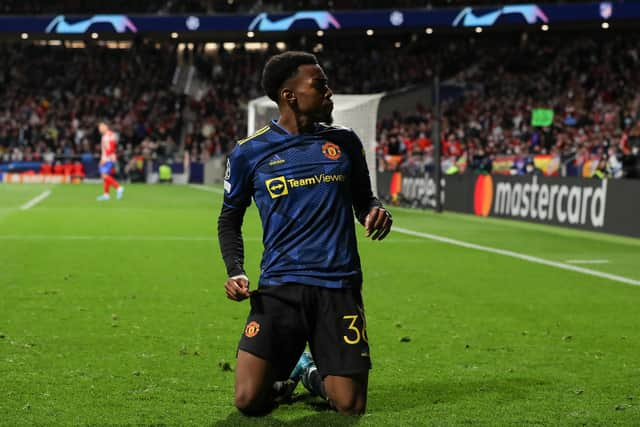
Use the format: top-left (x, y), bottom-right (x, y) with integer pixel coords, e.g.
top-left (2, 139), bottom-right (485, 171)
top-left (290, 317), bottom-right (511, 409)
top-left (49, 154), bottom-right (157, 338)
top-left (182, 35), bottom-right (485, 163)
top-left (2, 31), bottom-right (640, 179)
top-left (375, 34), bottom-right (640, 179)
top-left (0, 41), bottom-right (181, 177)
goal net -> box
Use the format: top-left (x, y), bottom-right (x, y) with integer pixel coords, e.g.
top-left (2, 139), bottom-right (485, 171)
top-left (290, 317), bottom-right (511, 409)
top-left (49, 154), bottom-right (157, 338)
top-left (247, 94), bottom-right (385, 195)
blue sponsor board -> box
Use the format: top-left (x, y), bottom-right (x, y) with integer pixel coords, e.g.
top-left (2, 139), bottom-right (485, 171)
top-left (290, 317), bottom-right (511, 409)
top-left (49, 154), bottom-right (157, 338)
top-left (0, 161), bottom-right (42, 173)
top-left (0, 3), bottom-right (637, 34)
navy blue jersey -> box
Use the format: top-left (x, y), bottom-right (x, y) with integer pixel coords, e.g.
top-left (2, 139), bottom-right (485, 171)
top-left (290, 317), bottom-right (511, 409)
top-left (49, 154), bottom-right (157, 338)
top-left (223, 120), bottom-right (379, 288)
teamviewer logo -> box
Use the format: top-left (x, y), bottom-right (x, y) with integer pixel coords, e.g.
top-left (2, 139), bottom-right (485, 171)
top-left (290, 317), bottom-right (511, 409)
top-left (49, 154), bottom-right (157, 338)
top-left (265, 176), bottom-right (289, 199)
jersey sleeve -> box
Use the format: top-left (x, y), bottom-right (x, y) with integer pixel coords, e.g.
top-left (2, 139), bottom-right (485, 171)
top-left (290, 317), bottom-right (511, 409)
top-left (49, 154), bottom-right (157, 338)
top-left (217, 204), bottom-right (247, 277)
top-left (218, 145), bottom-right (252, 277)
top-left (347, 130), bottom-right (383, 224)
top-left (223, 146), bottom-right (253, 209)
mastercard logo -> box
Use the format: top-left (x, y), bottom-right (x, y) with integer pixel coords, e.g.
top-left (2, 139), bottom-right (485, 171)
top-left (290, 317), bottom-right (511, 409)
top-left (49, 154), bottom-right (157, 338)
top-left (473, 175), bottom-right (493, 217)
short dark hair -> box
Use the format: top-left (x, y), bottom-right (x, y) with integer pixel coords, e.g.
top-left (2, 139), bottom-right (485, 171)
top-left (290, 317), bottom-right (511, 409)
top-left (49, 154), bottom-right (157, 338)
top-left (261, 51), bottom-right (318, 102)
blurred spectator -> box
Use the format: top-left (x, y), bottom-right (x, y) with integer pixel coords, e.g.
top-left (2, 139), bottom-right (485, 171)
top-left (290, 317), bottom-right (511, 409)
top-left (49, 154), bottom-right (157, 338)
top-left (2, 30), bottom-right (639, 180)
top-left (375, 33), bottom-right (640, 179)
top-left (0, 41), bottom-right (179, 176)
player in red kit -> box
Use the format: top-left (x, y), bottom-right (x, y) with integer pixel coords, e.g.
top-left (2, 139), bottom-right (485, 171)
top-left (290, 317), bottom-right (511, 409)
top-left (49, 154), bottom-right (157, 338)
top-left (96, 121), bottom-right (124, 201)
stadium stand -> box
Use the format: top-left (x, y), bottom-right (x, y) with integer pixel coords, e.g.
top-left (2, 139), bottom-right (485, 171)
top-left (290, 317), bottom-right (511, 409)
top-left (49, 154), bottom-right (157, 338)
top-left (0, 41), bottom-right (180, 177)
top-left (0, 7), bottom-right (638, 180)
top-left (375, 33), bottom-right (640, 178)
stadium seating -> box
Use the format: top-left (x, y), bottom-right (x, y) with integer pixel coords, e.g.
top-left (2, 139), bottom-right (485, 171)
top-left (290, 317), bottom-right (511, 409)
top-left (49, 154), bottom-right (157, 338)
top-left (1, 27), bottom-right (639, 179)
top-left (373, 34), bottom-right (640, 178)
top-left (0, 41), bottom-right (179, 177)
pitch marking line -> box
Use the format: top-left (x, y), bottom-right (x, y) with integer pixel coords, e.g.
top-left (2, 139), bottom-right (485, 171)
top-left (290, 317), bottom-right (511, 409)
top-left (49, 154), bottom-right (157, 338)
top-left (20, 190), bottom-right (52, 210)
top-left (566, 259), bottom-right (610, 265)
top-left (393, 226), bottom-right (639, 287)
top-left (0, 235), bottom-right (422, 244)
top-left (188, 184), bottom-right (224, 194)
top-left (0, 235), bottom-right (232, 242)
top-left (0, 235), bottom-right (266, 243)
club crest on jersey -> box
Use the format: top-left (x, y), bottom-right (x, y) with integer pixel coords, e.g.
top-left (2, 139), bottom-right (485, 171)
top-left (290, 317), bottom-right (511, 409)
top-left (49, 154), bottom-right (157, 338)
top-left (265, 176), bottom-right (289, 198)
top-left (244, 321), bottom-right (260, 338)
top-left (322, 142), bottom-right (342, 160)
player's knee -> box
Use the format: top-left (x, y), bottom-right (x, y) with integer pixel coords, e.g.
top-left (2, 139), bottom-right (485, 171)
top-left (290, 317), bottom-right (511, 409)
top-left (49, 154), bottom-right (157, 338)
top-left (234, 389), bottom-right (257, 414)
top-left (332, 393), bottom-right (366, 415)
top-left (234, 387), bottom-right (270, 416)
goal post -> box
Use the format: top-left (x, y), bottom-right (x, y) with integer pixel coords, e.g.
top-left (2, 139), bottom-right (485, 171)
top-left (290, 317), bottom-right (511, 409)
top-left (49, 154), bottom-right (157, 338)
top-left (247, 94), bottom-right (385, 195)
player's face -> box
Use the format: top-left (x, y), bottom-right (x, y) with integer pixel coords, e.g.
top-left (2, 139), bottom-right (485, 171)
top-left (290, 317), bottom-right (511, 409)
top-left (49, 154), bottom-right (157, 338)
top-left (98, 123), bottom-right (108, 134)
top-left (290, 64), bottom-right (334, 124)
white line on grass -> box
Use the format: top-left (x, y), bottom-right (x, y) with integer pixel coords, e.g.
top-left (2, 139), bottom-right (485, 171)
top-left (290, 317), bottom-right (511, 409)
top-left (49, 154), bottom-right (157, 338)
top-left (0, 235), bottom-right (209, 241)
top-left (565, 259), bottom-right (610, 264)
top-left (0, 235), bottom-right (426, 244)
top-left (0, 235), bottom-right (263, 242)
top-left (20, 190), bottom-right (51, 210)
top-left (188, 184), bottom-right (224, 194)
top-left (393, 226), bottom-right (640, 287)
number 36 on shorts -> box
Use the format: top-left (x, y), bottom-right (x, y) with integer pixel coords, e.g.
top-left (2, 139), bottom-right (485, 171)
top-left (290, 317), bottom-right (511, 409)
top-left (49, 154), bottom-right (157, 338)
top-left (342, 314), bottom-right (368, 344)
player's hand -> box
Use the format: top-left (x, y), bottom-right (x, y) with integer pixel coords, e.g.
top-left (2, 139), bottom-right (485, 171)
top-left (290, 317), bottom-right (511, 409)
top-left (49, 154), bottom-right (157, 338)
top-left (364, 207), bottom-right (392, 241)
top-left (225, 274), bottom-right (250, 301)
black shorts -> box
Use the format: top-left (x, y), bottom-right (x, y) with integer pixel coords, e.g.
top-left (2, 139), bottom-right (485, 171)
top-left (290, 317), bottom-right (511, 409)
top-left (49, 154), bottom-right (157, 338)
top-left (237, 284), bottom-right (371, 381)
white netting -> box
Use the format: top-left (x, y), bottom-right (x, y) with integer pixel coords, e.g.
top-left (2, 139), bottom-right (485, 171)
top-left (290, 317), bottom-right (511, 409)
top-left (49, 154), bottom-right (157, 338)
top-left (247, 94), bottom-right (384, 195)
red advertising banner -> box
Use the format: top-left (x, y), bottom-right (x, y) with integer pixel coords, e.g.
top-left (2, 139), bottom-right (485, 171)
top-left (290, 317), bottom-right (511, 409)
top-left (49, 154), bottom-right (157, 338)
top-left (2, 173), bottom-right (73, 184)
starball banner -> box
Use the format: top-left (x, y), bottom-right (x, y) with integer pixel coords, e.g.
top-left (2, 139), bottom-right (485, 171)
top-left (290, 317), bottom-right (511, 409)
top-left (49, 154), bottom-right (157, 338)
top-left (1, 3), bottom-right (639, 34)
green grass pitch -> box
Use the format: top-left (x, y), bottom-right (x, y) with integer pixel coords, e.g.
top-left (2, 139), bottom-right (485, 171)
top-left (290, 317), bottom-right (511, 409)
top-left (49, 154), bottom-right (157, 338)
top-left (1, 183), bottom-right (639, 426)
